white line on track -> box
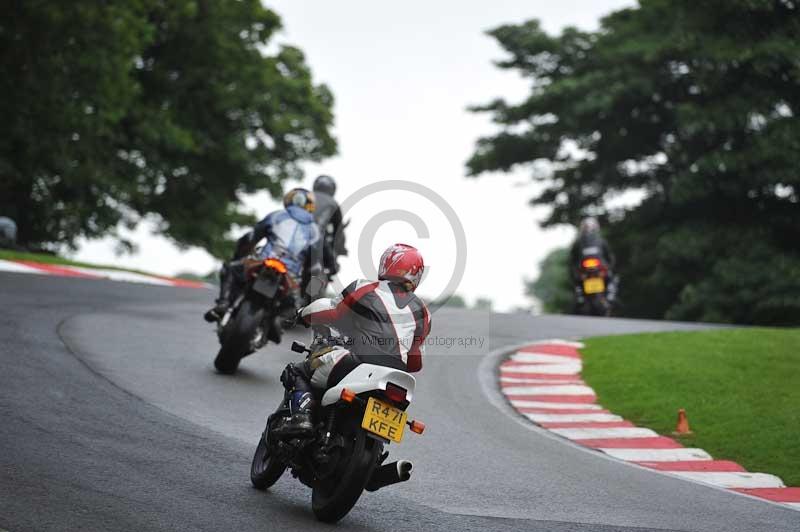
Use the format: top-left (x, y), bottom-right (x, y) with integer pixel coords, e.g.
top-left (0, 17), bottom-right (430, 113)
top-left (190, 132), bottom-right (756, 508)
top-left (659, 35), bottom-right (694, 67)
top-left (510, 400), bottom-right (604, 410)
top-left (510, 352), bottom-right (580, 363)
top-left (667, 472), bottom-right (785, 489)
top-left (599, 448), bottom-right (712, 461)
top-left (500, 363), bottom-right (582, 375)
top-left (531, 339), bottom-right (585, 348)
top-left (503, 385), bottom-right (595, 396)
top-left (526, 413), bottom-right (622, 423)
top-left (0, 260), bottom-right (46, 274)
top-left (550, 427), bottom-right (658, 440)
top-left (67, 266), bottom-right (174, 286)
top-left (501, 377), bottom-right (582, 384)
top-left (785, 503), bottom-right (800, 510)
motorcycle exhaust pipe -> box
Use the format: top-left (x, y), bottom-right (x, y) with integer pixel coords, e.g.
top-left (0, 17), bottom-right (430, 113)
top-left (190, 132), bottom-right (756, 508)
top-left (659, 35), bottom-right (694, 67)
top-left (365, 460), bottom-right (413, 492)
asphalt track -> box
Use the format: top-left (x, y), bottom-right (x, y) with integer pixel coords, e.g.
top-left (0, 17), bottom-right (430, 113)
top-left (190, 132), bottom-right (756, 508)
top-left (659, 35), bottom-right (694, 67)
top-left (1, 273), bottom-right (798, 531)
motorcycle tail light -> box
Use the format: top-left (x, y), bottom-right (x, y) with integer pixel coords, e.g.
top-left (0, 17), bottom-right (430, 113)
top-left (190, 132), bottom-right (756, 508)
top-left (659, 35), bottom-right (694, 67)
top-left (582, 258), bottom-right (601, 269)
top-left (263, 258), bottom-right (287, 273)
top-left (384, 383), bottom-right (407, 404)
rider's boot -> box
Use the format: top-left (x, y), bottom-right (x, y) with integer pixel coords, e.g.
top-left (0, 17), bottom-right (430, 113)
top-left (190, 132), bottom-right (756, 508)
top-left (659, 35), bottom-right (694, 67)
top-left (273, 391), bottom-right (314, 438)
top-left (267, 315), bottom-right (283, 343)
top-left (268, 288), bottom-right (302, 342)
top-left (204, 264), bottom-right (233, 322)
top-left (272, 364), bottom-right (315, 438)
top-left (607, 274), bottom-right (619, 303)
top-left (203, 300), bottom-right (229, 323)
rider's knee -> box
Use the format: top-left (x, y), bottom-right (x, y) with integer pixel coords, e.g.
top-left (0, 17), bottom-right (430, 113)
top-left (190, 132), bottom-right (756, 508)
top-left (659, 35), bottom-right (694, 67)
top-left (281, 363), bottom-right (312, 392)
top-left (310, 348), bottom-right (355, 389)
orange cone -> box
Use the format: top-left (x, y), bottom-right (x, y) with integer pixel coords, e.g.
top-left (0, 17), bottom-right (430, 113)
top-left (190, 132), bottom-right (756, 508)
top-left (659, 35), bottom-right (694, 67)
top-left (672, 408), bottom-right (693, 436)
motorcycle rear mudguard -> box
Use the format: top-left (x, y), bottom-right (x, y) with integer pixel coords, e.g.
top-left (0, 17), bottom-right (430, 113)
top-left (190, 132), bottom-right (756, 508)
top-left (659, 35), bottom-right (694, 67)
top-left (320, 364), bottom-right (416, 407)
top-left (253, 276), bottom-right (279, 298)
top-left (583, 294), bottom-right (611, 316)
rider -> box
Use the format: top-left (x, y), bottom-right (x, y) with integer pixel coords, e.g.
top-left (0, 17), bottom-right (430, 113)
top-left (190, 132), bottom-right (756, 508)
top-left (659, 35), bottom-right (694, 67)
top-left (0, 216), bottom-right (17, 249)
top-left (311, 175), bottom-right (346, 276)
top-left (204, 188), bottom-right (322, 325)
top-left (275, 243), bottom-right (431, 438)
top-left (569, 217), bottom-right (618, 305)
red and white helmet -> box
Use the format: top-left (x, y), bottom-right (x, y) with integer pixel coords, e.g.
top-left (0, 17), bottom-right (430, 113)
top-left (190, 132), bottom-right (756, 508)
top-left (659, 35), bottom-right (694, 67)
top-left (378, 243), bottom-right (424, 291)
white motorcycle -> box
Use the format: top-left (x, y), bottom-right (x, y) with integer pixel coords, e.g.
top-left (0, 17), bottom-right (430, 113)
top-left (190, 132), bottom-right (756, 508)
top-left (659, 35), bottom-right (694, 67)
top-left (249, 322), bottom-right (425, 523)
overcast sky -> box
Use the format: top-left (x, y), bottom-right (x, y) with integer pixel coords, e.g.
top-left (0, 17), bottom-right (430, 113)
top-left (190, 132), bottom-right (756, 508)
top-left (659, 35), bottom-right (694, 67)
top-left (74, 0), bottom-right (635, 311)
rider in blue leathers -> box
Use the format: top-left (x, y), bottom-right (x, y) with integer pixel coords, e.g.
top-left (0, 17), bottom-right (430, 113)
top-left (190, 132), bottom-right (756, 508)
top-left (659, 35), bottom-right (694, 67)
top-left (204, 188), bottom-right (322, 324)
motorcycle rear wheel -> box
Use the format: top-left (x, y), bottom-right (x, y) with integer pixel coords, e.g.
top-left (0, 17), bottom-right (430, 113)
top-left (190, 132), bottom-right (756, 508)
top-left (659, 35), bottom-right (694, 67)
top-left (311, 426), bottom-right (383, 523)
top-left (214, 298), bottom-right (265, 374)
top-left (587, 295), bottom-right (611, 317)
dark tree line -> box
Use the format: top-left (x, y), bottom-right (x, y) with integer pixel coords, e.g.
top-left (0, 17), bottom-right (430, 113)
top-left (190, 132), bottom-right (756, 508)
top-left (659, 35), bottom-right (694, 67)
top-left (0, 1), bottom-right (336, 257)
top-left (526, 248), bottom-right (572, 315)
top-left (469, 0), bottom-right (800, 325)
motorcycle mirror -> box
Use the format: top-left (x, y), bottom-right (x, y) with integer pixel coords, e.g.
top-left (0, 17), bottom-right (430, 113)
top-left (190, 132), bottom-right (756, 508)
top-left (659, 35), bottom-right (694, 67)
top-left (291, 341), bottom-right (308, 354)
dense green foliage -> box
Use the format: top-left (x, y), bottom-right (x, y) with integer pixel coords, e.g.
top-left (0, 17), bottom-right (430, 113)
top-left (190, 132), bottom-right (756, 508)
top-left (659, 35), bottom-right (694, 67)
top-left (469, 0), bottom-right (800, 324)
top-left (526, 247), bottom-right (572, 313)
top-left (1, 1), bottom-right (336, 257)
top-left (583, 329), bottom-right (800, 485)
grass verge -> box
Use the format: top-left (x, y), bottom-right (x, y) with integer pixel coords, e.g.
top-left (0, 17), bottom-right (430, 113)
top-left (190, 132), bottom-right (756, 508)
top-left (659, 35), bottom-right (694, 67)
top-left (582, 328), bottom-right (800, 485)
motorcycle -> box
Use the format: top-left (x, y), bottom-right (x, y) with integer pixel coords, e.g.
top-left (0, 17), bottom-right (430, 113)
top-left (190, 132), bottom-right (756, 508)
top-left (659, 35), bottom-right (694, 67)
top-left (249, 325), bottom-right (425, 523)
top-left (213, 255), bottom-right (295, 374)
top-left (575, 256), bottom-right (612, 317)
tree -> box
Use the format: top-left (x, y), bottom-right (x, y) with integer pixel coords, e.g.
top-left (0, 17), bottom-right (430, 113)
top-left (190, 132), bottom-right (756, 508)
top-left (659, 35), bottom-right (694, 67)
top-left (473, 297), bottom-right (494, 311)
top-left (0, 1), bottom-right (336, 257)
top-left (526, 247), bottom-right (573, 314)
top-left (468, 0), bottom-right (800, 325)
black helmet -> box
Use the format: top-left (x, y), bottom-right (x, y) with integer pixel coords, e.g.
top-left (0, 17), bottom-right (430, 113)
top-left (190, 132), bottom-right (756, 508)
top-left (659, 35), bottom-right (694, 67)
top-left (579, 217), bottom-right (600, 235)
top-left (313, 174), bottom-right (336, 196)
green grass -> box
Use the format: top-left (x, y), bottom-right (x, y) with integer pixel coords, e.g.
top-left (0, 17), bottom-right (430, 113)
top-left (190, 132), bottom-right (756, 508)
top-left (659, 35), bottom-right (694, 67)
top-left (582, 328), bottom-right (800, 485)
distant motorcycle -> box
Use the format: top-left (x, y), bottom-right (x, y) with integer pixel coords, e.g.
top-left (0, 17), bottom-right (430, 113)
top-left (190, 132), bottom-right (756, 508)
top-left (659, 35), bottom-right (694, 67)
top-left (213, 256), bottom-right (295, 374)
top-left (250, 325), bottom-right (425, 523)
top-left (574, 256), bottom-right (612, 316)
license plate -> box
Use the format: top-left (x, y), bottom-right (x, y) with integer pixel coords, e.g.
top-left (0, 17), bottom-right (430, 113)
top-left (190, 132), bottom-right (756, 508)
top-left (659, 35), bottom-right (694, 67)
top-left (583, 277), bottom-right (605, 295)
top-left (361, 397), bottom-right (407, 443)
top-left (253, 276), bottom-right (278, 297)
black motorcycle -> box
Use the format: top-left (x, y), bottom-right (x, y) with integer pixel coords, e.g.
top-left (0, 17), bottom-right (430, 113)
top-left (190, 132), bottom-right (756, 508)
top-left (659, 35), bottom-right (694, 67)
top-left (250, 326), bottom-right (425, 523)
top-left (213, 256), bottom-right (294, 374)
top-left (574, 256), bottom-right (613, 317)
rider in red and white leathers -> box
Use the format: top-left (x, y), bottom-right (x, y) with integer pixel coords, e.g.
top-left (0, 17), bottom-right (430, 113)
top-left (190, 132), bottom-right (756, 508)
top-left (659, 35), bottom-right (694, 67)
top-left (274, 243), bottom-right (431, 437)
